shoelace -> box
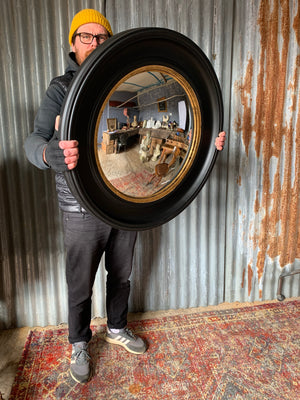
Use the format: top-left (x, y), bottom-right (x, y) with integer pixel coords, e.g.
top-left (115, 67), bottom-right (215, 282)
top-left (123, 327), bottom-right (137, 340)
top-left (72, 348), bottom-right (91, 364)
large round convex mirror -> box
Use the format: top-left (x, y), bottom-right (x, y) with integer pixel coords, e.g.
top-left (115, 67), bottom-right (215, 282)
top-left (60, 28), bottom-right (223, 230)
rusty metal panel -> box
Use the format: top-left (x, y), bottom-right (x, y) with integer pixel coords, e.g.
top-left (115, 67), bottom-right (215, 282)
top-left (1, 0), bottom-right (299, 330)
top-left (225, 0), bottom-right (300, 302)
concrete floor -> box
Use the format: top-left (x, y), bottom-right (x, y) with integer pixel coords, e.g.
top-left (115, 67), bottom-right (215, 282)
top-left (0, 299), bottom-right (295, 400)
top-left (0, 327), bottom-right (29, 400)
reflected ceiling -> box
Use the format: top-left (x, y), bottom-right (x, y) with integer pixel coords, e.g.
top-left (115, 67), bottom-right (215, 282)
top-left (116, 71), bottom-right (173, 93)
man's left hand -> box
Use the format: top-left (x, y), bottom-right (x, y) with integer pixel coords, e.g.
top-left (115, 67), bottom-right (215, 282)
top-left (215, 131), bottom-right (226, 151)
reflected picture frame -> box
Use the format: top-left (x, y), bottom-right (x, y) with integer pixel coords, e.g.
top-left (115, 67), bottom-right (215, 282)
top-left (107, 118), bottom-right (117, 131)
top-left (157, 97), bottom-right (167, 112)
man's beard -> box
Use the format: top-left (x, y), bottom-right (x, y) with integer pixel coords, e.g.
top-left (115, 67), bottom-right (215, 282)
top-left (86, 49), bottom-right (94, 57)
top-left (77, 48), bottom-right (96, 65)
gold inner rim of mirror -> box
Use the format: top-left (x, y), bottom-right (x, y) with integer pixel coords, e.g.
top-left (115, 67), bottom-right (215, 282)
top-left (95, 65), bottom-right (201, 203)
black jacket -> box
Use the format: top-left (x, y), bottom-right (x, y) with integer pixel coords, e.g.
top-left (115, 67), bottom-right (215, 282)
top-left (24, 53), bottom-right (84, 212)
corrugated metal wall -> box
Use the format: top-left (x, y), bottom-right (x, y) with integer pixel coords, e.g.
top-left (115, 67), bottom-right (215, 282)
top-left (0, 0), bottom-right (299, 329)
top-left (225, 0), bottom-right (300, 302)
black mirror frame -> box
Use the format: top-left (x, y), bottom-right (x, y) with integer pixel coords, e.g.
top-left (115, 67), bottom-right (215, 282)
top-left (60, 28), bottom-right (223, 231)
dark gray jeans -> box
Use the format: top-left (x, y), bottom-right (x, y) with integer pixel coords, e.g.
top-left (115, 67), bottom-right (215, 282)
top-left (63, 211), bottom-right (137, 344)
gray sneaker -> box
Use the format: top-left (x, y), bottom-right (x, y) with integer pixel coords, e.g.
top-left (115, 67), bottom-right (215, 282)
top-left (105, 327), bottom-right (147, 354)
top-left (70, 341), bottom-right (92, 383)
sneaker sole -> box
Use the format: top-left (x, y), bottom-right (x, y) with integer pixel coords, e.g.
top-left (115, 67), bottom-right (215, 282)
top-left (70, 368), bottom-right (92, 384)
top-left (104, 335), bottom-right (146, 355)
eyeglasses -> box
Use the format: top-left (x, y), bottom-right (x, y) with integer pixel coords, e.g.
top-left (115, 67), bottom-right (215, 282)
top-left (74, 32), bottom-right (109, 45)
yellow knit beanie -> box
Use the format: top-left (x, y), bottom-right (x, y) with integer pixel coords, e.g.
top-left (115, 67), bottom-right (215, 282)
top-left (69, 9), bottom-right (113, 45)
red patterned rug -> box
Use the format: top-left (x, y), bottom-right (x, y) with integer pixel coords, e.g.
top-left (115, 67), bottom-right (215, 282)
top-left (110, 170), bottom-right (155, 197)
top-left (109, 169), bottom-right (170, 197)
top-left (9, 300), bottom-right (300, 399)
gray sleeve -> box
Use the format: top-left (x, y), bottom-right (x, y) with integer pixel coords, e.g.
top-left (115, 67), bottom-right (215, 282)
top-left (24, 83), bottom-right (65, 169)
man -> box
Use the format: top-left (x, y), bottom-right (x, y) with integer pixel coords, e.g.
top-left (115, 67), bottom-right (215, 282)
top-left (24, 9), bottom-right (226, 384)
top-left (24, 9), bottom-right (147, 384)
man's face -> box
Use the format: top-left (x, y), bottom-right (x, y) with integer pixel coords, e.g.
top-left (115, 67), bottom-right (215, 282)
top-left (72, 23), bottom-right (109, 65)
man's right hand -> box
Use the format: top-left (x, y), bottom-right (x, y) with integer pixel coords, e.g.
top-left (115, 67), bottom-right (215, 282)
top-left (43, 116), bottom-right (79, 172)
top-left (58, 140), bottom-right (79, 170)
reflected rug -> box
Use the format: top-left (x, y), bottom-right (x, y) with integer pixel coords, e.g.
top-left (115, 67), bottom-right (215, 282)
top-left (9, 300), bottom-right (300, 400)
top-left (109, 170), bottom-right (167, 197)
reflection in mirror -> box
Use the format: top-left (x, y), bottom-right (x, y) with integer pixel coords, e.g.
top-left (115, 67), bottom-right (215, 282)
top-left (96, 67), bottom-right (199, 201)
